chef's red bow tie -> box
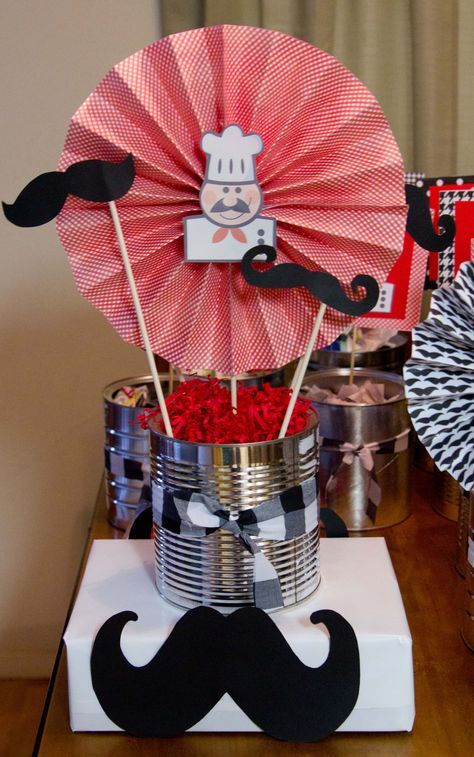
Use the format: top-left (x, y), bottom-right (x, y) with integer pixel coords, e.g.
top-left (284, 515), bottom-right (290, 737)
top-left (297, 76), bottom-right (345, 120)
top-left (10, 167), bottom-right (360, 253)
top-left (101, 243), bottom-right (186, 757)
top-left (212, 227), bottom-right (247, 243)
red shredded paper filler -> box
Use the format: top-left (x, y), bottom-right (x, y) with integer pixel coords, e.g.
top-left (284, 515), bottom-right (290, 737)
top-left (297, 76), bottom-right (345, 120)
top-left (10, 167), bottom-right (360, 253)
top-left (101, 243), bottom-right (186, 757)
top-left (139, 379), bottom-right (313, 443)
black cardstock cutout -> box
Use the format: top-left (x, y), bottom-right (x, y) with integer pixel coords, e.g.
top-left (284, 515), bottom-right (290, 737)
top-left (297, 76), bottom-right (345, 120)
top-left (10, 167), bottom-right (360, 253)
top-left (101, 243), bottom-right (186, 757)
top-left (240, 246), bottom-right (379, 316)
top-left (90, 606), bottom-right (360, 742)
top-left (320, 507), bottom-right (349, 538)
top-left (2, 154), bottom-right (134, 227)
top-left (227, 607), bottom-right (360, 742)
top-left (91, 608), bottom-right (226, 737)
top-left (128, 494), bottom-right (153, 539)
top-left (405, 184), bottom-right (455, 252)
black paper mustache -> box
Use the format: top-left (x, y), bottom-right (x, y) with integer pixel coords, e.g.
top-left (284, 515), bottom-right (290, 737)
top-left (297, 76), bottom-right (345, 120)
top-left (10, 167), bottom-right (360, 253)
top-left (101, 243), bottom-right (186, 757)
top-left (241, 246), bottom-right (379, 316)
top-left (91, 606), bottom-right (360, 742)
top-left (2, 153), bottom-right (134, 227)
top-left (405, 183), bottom-right (455, 251)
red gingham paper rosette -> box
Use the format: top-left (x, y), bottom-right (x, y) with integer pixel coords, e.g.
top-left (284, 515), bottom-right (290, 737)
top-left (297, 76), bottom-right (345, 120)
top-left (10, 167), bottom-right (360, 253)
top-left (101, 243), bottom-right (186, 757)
top-left (56, 25), bottom-right (406, 375)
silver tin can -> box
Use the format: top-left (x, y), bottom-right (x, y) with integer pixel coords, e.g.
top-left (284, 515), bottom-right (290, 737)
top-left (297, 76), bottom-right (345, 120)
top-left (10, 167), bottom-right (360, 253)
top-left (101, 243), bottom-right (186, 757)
top-left (104, 371), bottom-right (286, 530)
top-left (461, 491), bottom-right (474, 651)
top-left (150, 413), bottom-right (320, 613)
top-left (433, 470), bottom-right (462, 521)
top-left (103, 375), bottom-right (165, 531)
top-left (456, 488), bottom-right (470, 577)
top-left (310, 333), bottom-right (408, 374)
top-left (305, 368), bottom-right (412, 531)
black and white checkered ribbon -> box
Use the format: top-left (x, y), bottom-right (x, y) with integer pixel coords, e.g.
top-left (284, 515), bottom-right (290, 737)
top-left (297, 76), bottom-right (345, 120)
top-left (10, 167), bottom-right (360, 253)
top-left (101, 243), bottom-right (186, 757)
top-left (321, 429), bottom-right (411, 523)
top-left (152, 478), bottom-right (318, 610)
top-left (104, 448), bottom-right (150, 484)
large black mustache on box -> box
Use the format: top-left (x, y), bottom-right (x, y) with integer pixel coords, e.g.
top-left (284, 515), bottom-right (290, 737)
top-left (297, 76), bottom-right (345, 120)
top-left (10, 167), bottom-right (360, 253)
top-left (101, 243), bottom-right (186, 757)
top-left (241, 246), bottom-right (379, 316)
top-left (2, 153), bottom-right (134, 227)
top-left (91, 606), bottom-right (360, 742)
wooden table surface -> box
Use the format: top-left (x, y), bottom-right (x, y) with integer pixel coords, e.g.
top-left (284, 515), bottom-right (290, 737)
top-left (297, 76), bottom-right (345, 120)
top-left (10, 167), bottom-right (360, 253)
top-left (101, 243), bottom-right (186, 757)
top-left (35, 468), bottom-right (473, 756)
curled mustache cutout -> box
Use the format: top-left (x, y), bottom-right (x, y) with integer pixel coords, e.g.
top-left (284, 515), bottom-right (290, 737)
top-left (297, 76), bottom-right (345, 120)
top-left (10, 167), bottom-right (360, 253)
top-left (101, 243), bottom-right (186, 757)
top-left (241, 246), bottom-right (379, 316)
top-left (90, 606), bottom-right (360, 741)
top-left (405, 184), bottom-right (455, 251)
top-left (2, 153), bottom-right (134, 227)
top-left (91, 608), bottom-right (227, 738)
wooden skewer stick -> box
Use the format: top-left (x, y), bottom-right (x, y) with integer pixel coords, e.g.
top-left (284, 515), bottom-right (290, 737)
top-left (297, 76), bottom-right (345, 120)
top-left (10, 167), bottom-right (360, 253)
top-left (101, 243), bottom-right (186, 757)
top-left (168, 364), bottom-right (174, 396)
top-left (278, 303), bottom-right (327, 439)
top-left (289, 352), bottom-right (306, 394)
top-left (230, 375), bottom-right (238, 414)
top-left (349, 326), bottom-right (357, 385)
top-left (108, 200), bottom-right (173, 437)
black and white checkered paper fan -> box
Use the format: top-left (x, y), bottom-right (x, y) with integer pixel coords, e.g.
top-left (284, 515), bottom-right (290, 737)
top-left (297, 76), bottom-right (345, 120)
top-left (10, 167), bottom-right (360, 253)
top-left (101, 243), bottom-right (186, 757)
top-left (404, 261), bottom-right (474, 491)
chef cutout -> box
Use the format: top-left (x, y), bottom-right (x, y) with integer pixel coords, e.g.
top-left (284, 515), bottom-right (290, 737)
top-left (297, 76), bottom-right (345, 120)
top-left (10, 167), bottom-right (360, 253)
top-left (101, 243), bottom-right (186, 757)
top-left (184, 125), bottom-right (276, 262)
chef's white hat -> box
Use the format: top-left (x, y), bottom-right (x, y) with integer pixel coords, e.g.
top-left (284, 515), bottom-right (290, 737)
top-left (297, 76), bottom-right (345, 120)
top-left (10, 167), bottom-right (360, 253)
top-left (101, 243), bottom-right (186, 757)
top-left (201, 124), bottom-right (263, 183)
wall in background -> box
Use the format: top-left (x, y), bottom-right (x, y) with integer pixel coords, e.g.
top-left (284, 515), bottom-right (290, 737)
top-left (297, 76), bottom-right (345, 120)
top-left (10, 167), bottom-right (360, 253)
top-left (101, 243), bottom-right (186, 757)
top-left (0, 0), bottom-right (160, 676)
top-left (161, 0), bottom-right (474, 177)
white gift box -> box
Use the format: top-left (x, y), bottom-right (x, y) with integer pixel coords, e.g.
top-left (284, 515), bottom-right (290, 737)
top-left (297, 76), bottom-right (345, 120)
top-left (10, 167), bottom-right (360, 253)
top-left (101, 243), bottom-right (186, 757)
top-left (64, 538), bottom-right (414, 733)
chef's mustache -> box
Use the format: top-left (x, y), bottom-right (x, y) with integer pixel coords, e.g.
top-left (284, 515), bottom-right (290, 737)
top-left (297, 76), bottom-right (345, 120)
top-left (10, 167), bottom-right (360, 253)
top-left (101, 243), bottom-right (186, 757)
top-left (211, 197), bottom-right (250, 213)
top-left (91, 606), bottom-right (360, 741)
top-left (241, 246), bottom-right (379, 316)
top-left (2, 154), bottom-right (134, 227)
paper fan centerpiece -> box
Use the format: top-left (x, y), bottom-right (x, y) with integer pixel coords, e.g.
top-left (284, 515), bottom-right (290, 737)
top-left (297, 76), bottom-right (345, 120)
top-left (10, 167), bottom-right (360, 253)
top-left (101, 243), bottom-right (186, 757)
top-left (56, 25), bottom-right (406, 374)
top-left (404, 261), bottom-right (474, 491)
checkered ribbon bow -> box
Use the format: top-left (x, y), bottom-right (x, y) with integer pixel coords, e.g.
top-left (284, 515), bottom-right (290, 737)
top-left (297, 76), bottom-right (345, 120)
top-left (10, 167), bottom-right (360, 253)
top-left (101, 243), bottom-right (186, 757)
top-left (322, 429), bottom-right (411, 523)
top-left (152, 478), bottom-right (318, 610)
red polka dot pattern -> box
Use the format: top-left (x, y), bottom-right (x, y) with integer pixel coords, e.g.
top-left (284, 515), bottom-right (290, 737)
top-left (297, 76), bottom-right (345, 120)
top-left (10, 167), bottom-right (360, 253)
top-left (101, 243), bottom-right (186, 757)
top-left (56, 25), bottom-right (406, 374)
